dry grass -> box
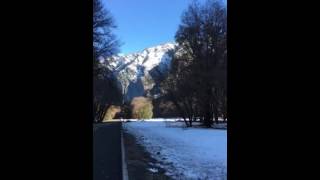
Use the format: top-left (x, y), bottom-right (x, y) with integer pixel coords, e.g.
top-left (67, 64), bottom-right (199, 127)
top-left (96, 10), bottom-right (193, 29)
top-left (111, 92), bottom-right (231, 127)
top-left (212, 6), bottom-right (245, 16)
top-left (131, 97), bottom-right (153, 119)
top-left (103, 105), bottom-right (121, 121)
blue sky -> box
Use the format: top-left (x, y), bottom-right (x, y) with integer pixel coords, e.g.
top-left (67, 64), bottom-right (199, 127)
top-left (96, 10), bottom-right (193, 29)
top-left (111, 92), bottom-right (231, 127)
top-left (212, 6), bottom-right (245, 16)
top-left (105, 0), bottom-right (225, 54)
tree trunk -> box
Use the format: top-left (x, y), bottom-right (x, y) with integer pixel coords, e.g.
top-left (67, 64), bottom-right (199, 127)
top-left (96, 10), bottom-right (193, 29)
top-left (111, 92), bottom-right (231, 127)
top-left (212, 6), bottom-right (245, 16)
top-left (172, 99), bottom-right (189, 127)
top-left (214, 115), bottom-right (219, 124)
top-left (189, 116), bottom-right (193, 127)
top-left (203, 111), bottom-right (212, 127)
top-left (223, 113), bottom-right (227, 122)
top-left (182, 116), bottom-right (189, 127)
top-left (203, 101), bottom-right (213, 127)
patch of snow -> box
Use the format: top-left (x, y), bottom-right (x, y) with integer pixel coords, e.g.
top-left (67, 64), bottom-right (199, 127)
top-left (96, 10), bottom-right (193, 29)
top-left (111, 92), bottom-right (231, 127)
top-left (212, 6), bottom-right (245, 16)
top-left (123, 120), bottom-right (227, 180)
top-left (123, 118), bottom-right (180, 122)
top-left (148, 168), bottom-right (159, 173)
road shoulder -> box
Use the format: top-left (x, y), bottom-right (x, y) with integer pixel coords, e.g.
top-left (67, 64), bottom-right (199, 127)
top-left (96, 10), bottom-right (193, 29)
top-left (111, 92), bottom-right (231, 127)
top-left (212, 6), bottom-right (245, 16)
top-left (123, 129), bottom-right (171, 180)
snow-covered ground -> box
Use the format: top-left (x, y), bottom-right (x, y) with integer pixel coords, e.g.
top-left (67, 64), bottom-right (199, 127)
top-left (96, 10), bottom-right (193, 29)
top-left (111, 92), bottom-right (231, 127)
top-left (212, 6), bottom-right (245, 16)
top-left (123, 120), bottom-right (227, 180)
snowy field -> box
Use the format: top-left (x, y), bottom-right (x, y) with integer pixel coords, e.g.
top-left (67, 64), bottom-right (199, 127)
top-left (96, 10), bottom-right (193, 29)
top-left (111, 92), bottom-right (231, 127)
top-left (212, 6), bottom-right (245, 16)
top-left (123, 120), bottom-right (227, 180)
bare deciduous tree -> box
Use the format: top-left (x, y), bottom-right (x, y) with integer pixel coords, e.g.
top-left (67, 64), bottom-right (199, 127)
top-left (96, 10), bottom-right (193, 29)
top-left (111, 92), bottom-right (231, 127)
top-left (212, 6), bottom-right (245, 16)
top-left (93, 0), bottom-right (122, 122)
top-left (162, 0), bottom-right (227, 127)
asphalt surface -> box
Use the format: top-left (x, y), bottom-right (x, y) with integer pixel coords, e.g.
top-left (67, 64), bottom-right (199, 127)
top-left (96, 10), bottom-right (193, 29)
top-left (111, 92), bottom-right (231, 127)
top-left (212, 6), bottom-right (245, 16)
top-left (94, 122), bottom-right (122, 180)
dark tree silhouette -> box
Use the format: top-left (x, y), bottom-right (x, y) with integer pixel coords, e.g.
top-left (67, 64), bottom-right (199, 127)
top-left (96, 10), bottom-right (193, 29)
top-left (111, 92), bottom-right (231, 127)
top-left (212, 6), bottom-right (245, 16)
top-left (93, 0), bottom-right (119, 60)
top-left (161, 0), bottom-right (227, 127)
top-left (93, 0), bottom-right (122, 122)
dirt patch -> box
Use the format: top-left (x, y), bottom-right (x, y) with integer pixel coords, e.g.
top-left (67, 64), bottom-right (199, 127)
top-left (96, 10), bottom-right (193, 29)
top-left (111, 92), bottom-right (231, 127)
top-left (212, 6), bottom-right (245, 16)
top-left (123, 130), bottom-right (172, 180)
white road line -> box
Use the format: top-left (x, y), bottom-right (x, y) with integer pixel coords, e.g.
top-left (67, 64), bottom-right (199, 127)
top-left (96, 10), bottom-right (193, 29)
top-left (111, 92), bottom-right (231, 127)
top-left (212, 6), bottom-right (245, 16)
top-left (121, 123), bottom-right (129, 180)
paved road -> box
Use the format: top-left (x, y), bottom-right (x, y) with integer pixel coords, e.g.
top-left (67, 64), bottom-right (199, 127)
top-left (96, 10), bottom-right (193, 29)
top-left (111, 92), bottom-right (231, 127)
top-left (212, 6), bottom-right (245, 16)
top-left (94, 122), bottom-right (122, 180)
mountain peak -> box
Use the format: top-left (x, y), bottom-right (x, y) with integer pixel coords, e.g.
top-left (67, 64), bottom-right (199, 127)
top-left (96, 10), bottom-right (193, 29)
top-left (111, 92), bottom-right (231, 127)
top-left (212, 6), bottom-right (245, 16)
top-left (119, 42), bottom-right (177, 57)
top-left (106, 42), bottom-right (177, 102)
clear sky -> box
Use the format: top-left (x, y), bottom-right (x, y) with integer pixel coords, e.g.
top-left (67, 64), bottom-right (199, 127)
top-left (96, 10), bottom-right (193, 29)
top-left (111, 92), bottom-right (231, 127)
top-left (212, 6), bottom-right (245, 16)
top-left (105, 0), bottom-right (225, 54)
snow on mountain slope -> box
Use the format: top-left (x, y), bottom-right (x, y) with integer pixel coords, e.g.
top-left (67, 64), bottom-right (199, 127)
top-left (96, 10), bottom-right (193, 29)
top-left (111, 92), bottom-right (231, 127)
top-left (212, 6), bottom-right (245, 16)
top-left (105, 42), bottom-right (177, 102)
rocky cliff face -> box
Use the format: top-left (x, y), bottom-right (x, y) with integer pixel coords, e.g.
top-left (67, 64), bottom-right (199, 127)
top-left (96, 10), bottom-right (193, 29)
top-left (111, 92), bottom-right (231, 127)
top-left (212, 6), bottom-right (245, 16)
top-left (104, 42), bottom-right (177, 102)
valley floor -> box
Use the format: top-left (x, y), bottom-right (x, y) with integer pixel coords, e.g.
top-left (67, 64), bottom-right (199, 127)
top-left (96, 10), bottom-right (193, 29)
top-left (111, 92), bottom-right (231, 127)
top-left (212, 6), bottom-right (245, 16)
top-left (123, 120), bottom-right (227, 180)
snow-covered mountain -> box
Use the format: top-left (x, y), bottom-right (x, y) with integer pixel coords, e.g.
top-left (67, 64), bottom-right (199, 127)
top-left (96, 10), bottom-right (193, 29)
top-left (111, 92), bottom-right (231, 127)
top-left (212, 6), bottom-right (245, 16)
top-left (104, 42), bottom-right (177, 102)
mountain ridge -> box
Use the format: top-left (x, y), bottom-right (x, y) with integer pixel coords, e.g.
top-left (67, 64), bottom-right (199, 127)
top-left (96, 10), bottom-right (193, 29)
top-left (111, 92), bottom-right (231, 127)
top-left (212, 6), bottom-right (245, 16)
top-left (105, 42), bottom-right (177, 102)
